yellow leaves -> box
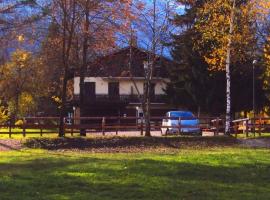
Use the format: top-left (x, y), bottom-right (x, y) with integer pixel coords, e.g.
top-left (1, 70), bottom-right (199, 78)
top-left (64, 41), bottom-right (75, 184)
top-left (0, 49), bottom-right (33, 79)
top-left (263, 36), bottom-right (270, 90)
top-left (52, 96), bottom-right (62, 104)
top-left (194, 0), bottom-right (234, 70)
top-left (52, 96), bottom-right (62, 109)
top-left (249, 0), bottom-right (270, 22)
top-left (20, 52), bottom-right (28, 63)
top-left (17, 34), bottom-right (25, 42)
top-left (194, 0), bottom-right (257, 71)
top-left (18, 92), bottom-right (37, 116)
top-left (204, 47), bottom-right (227, 71)
top-left (0, 104), bottom-right (8, 124)
top-left (263, 37), bottom-right (270, 62)
top-left (11, 49), bottom-right (32, 66)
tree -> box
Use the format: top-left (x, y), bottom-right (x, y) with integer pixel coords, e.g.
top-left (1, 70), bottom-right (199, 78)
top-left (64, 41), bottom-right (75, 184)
top-left (42, 0), bottom-right (134, 136)
top-left (0, 49), bottom-right (38, 121)
top-left (170, 0), bottom-right (223, 115)
top-left (57, 0), bottom-right (77, 137)
top-left (124, 0), bottom-right (175, 136)
top-left (262, 35), bottom-right (270, 102)
top-left (193, 0), bottom-right (259, 134)
top-left (73, 0), bottom-right (133, 136)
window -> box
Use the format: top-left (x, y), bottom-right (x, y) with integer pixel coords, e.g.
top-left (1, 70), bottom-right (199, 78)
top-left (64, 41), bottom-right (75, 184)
top-left (84, 82), bottom-right (96, 102)
top-left (108, 82), bottom-right (119, 99)
top-left (130, 86), bottom-right (134, 95)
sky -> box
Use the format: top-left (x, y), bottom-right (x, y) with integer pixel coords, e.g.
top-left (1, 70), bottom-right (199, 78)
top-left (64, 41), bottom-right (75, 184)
top-left (1, 0), bottom-right (185, 60)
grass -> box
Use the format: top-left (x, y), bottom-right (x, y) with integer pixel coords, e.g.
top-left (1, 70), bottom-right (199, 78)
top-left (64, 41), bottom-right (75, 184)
top-left (233, 132), bottom-right (270, 139)
top-left (0, 129), bottom-right (59, 139)
top-left (0, 147), bottom-right (270, 200)
top-left (0, 128), bottom-right (71, 139)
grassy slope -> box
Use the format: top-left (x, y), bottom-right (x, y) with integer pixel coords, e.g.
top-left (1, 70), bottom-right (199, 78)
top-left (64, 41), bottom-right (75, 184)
top-left (0, 148), bottom-right (270, 200)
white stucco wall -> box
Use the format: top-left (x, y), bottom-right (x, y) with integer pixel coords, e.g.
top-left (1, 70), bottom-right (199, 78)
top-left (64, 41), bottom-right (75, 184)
top-left (155, 81), bottom-right (167, 95)
top-left (74, 77), bottom-right (108, 95)
top-left (74, 76), bottom-right (168, 95)
top-left (119, 80), bottom-right (144, 95)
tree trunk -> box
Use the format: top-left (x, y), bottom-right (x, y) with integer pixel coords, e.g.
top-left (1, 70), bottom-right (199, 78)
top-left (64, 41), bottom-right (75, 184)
top-left (225, 0), bottom-right (235, 135)
top-left (144, 77), bottom-right (151, 137)
top-left (59, 0), bottom-right (76, 137)
top-left (79, 1), bottom-right (90, 137)
top-left (59, 70), bottom-right (68, 137)
top-left (12, 92), bottom-right (20, 124)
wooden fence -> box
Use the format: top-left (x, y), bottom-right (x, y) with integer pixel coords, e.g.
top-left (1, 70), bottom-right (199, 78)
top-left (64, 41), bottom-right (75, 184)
top-left (231, 117), bottom-right (270, 138)
top-left (0, 116), bottom-right (268, 137)
top-left (0, 116), bottom-right (224, 137)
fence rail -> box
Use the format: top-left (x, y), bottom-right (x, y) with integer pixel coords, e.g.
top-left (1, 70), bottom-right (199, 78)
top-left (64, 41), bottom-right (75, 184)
top-left (1, 116), bottom-right (269, 138)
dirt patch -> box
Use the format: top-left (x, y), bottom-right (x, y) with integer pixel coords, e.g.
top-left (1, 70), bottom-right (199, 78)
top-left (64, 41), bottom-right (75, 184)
top-left (0, 139), bottom-right (22, 151)
top-left (24, 136), bottom-right (239, 153)
top-left (239, 138), bottom-right (270, 148)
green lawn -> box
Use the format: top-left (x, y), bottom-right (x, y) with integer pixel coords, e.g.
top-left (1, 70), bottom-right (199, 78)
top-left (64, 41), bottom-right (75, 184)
top-left (0, 148), bottom-right (270, 200)
top-left (234, 132), bottom-right (270, 138)
top-left (0, 128), bottom-right (70, 139)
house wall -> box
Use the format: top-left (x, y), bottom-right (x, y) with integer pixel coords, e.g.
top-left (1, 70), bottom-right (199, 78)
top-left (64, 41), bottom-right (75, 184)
top-left (74, 77), bottom-right (108, 95)
top-left (74, 77), bottom-right (168, 95)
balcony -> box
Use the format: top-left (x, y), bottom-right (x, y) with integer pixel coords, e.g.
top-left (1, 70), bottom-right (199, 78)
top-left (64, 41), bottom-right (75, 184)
top-left (73, 94), bottom-right (167, 104)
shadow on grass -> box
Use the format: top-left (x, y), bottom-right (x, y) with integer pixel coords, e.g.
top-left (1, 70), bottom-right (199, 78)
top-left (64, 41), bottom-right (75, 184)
top-left (24, 136), bottom-right (239, 151)
top-left (0, 142), bottom-right (18, 151)
top-left (0, 140), bottom-right (21, 151)
top-left (0, 155), bottom-right (269, 200)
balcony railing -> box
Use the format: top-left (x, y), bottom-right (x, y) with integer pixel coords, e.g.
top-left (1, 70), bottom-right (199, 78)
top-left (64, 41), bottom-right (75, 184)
top-left (73, 94), bottom-right (166, 104)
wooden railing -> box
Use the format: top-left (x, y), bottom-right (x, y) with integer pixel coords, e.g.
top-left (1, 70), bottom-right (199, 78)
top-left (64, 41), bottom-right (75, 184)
top-left (73, 94), bottom-right (167, 103)
top-left (231, 117), bottom-right (270, 138)
top-left (0, 116), bottom-right (227, 137)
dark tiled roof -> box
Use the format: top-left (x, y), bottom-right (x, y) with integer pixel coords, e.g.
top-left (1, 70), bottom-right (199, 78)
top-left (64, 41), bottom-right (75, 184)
top-left (81, 46), bottom-right (172, 78)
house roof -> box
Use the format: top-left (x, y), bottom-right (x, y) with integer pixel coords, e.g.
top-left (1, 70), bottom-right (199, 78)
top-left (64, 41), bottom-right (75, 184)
top-left (75, 46), bottom-right (173, 78)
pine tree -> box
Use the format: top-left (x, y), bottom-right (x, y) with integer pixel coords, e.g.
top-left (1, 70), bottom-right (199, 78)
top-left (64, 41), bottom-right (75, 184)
top-left (170, 1), bottom-right (225, 115)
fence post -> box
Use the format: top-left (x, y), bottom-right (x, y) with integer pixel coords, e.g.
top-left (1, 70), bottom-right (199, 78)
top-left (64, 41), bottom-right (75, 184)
top-left (259, 117), bottom-right (262, 137)
top-left (245, 119), bottom-right (249, 138)
top-left (38, 119), bottom-right (43, 137)
top-left (22, 118), bottom-right (26, 137)
top-left (253, 117), bottom-right (256, 137)
top-left (116, 116), bottom-right (120, 135)
top-left (63, 117), bottom-right (66, 136)
top-left (215, 117), bottom-right (219, 136)
top-left (102, 117), bottom-right (106, 136)
top-left (140, 117), bottom-right (143, 136)
top-left (179, 117), bottom-right (181, 134)
top-left (234, 123), bottom-right (237, 138)
top-left (71, 117), bottom-right (74, 137)
top-left (8, 119), bottom-right (11, 138)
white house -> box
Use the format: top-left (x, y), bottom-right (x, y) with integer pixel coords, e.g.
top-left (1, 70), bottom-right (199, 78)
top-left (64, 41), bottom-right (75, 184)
top-left (70, 46), bottom-right (174, 119)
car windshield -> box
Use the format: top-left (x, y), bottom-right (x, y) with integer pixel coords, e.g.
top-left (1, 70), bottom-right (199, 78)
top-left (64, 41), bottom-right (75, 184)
top-left (170, 111), bottom-right (195, 119)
